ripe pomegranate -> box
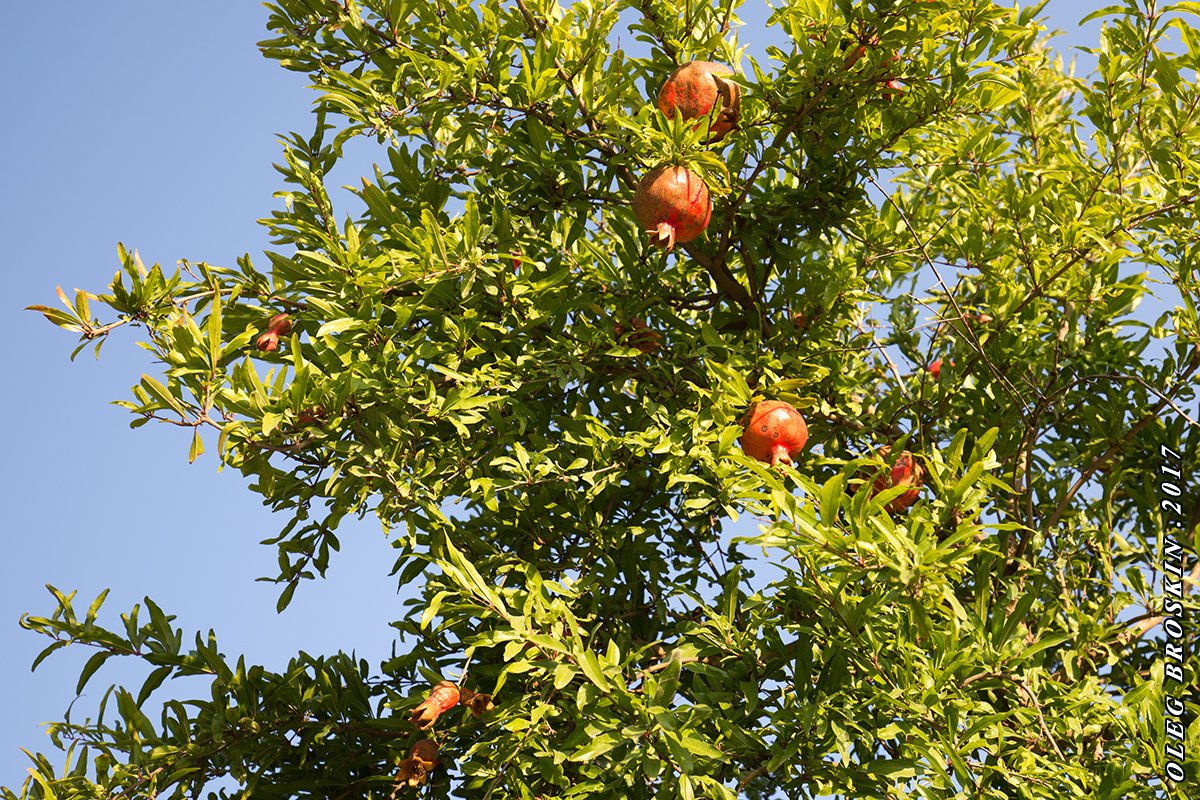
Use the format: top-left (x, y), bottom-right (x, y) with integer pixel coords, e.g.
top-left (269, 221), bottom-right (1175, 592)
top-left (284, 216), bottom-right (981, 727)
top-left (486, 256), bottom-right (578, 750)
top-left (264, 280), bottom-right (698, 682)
top-left (870, 445), bottom-right (924, 513)
top-left (632, 165), bottom-right (712, 251)
top-left (739, 401), bottom-right (809, 467)
top-left (657, 61), bottom-right (741, 142)
top-left (409, 681), bottom-right (460, 730)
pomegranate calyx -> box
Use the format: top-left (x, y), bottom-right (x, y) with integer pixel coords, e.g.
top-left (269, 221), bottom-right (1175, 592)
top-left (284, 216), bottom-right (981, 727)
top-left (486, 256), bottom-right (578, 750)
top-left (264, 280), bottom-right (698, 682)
top-left (255, 331), bottom-right (280, 352)
top-left (651, 222), bottom-right (677, 251)
top-left (770, 444), bottom-right (795, 467)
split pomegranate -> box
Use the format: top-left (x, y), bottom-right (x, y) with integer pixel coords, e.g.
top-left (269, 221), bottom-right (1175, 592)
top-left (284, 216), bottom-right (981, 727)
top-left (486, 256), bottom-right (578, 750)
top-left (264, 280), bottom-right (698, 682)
top-left (632, 165), bottom-right (712, 251)
top-left (870, 445), bottom-right (924, 513)
top-left (409, 681), bottom-right (460, 730)
top-left (739, 401), bottom-right (809, 466)
top-left (657, 61), bottom-right (741, 142)
top-left (395, 739), bottom-right (440, 788)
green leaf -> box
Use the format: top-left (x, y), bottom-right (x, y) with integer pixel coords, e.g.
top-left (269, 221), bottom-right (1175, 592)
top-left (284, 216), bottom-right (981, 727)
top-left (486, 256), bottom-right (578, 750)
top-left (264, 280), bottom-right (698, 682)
top-left (136, 665), bottom-right (173, 706)
top-left (569, 731), bottom-right (621, 763)
top-left (653, 649), bottom-right (683, 707)
top-left (207, 290), bottom-right (222, 357)
top-left (994, 591), bottom-right (1037, 648)
top-left (577, 649), bottom-right (611, 692)
top-left (139, 374), bottom-right (187, 417)
top-left (863, 759), bottom-right (919, 779)
top-left (76, 651), bottom-right (112, 695)
top-left (189, 429), bottom-right (204, 463)
top-left (316, 318), bottom-right (362, 337)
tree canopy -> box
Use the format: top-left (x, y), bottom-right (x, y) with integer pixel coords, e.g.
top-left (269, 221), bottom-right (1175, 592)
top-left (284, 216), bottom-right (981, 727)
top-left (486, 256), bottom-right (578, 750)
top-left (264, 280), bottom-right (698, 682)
top-left (10, 0), bottom-right (1200, 798)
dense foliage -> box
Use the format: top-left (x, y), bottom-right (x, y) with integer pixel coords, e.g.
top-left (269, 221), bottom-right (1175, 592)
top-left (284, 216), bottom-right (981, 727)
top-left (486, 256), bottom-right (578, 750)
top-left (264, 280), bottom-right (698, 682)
top-left (11, 0), bottom-right (1200, 797)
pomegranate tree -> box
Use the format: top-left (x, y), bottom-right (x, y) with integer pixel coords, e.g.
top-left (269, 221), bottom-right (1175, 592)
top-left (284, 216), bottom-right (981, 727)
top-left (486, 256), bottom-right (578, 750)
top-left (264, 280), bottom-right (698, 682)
top-left (739, 401), bottom-right (809, 466)
top-left (632, 165), bottom-right (712, 251)
top-left (657, 61), bottom-right (741, 142)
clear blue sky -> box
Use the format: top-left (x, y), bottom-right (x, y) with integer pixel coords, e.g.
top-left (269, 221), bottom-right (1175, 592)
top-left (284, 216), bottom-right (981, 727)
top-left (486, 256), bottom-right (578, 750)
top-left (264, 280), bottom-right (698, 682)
top-left (0, 1), bottom-right (1109, 787)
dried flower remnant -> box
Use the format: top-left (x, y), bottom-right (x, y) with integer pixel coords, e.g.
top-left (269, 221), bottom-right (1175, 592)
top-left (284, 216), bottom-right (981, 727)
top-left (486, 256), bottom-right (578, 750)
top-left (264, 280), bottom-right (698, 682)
top-left (459, 687), bottom-right (496, 717)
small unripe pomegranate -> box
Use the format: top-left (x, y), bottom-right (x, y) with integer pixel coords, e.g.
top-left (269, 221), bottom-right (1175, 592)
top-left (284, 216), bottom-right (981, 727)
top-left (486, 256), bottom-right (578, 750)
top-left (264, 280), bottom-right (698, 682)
top-left (657, 61), bottom-right (741, 142)
top-left (614, 317), bottom-right (662, 354)
top-left (928, 358), bottom-right (955, 379)
top-left (255, 313), bottom-right (293, 352)
top-left (632, 165), bottom-right (712, 251)
top-left (871, 445), bottom-right (924, 513)
top-left (409, 681), bottom-right (460, 730)
top-left (881, 78), bottom-right (905, 101)
top-left (739, 401), bottom-right (809, 466)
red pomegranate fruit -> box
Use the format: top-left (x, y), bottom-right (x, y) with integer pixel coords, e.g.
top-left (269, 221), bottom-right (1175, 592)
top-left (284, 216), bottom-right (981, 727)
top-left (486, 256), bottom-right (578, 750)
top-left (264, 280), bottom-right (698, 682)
top-left (632, 165), bottom-right (712, 251)
top-left (870, 445), bottom-right (924, 512)
top-left (409, 681), bottom-right (461, 730)
top-left (657, 61), bottom-right (741, 142)
top-left (267, 313), bottom-right (293, 336)
top-left (739, 401), bottom-right (809, 467)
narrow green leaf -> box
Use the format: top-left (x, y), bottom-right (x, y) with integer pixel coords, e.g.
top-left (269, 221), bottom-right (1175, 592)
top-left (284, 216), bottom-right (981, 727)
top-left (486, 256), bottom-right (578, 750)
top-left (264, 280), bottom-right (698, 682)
top-left (76, 651), bottom-right (111, 695)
